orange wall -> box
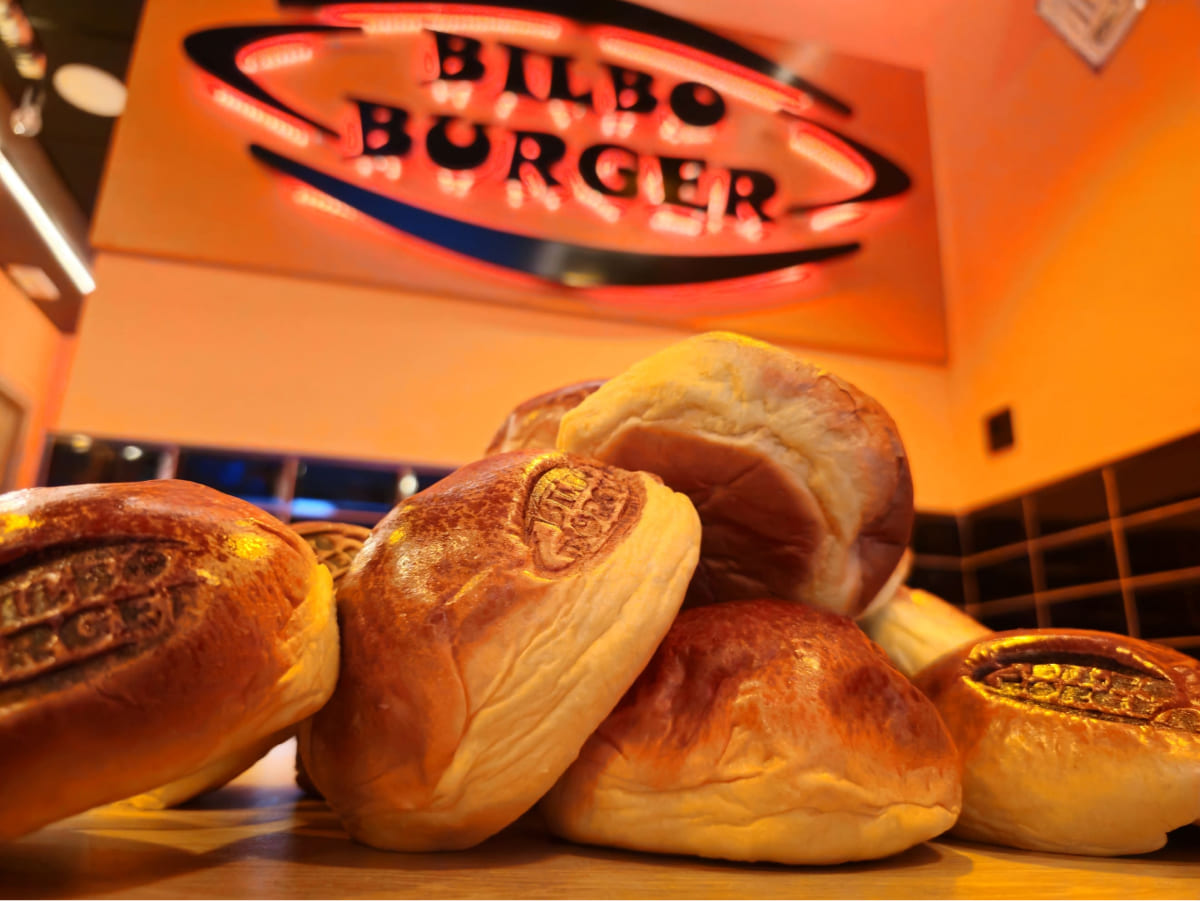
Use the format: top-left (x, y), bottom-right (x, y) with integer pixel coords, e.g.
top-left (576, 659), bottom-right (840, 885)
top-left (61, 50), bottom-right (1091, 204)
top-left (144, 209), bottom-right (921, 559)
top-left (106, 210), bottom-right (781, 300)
top-left (0, 276), bottom-right (72, 488)
top-left (57, 253), bottom-right (958, 508)
top-left (928, 1), bottom-right (1200, 508)
top-left (54, 2), bottom-right (1200, 514)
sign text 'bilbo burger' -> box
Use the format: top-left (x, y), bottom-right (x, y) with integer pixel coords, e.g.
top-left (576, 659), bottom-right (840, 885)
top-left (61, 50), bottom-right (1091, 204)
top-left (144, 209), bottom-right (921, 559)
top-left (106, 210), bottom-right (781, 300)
top-left (184, 1), bottom-right (913, 293)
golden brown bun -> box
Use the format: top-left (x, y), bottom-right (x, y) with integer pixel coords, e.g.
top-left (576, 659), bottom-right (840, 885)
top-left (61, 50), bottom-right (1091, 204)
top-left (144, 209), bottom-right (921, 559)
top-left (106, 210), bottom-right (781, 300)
top-left (0, 480), bottom-right (338, 840)
top-left (291, 521), bottom-right (371, 586)
top-left (486, 380), bottom-right (606, 455)
top-left (289, 521), bottom-right (372, 799)
top-left (542, 599), bottom-right (961, 864)
top-left (558, 332), bottom-right (912, 617)
top-left (913, 629), bottom-right (1200, 855)
top-left (299, 450), bottom-right (701, 851)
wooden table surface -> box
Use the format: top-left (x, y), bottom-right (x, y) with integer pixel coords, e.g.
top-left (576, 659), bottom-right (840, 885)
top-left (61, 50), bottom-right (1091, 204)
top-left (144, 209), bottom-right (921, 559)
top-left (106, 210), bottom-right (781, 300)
top-left (2, 741), bottom-right (1198, 899)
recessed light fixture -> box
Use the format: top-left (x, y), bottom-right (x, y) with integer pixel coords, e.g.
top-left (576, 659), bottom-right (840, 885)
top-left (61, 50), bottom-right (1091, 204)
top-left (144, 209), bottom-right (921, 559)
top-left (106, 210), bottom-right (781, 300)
top-left (52, 63), bottom-right (127, 117)
top-left (0, 152), bottom-right (95, 294)
top-left (5, 263), bottom-right (59, 301)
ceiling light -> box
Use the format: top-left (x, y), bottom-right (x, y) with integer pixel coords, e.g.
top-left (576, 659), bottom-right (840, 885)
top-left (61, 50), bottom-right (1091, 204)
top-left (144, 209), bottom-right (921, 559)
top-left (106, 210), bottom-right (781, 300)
top-left (121, 445), bottom-right (144, 461)
top-left (0, 151), bottom-right (95, 294)
top-left (53, 63), bottom-right (126, 117)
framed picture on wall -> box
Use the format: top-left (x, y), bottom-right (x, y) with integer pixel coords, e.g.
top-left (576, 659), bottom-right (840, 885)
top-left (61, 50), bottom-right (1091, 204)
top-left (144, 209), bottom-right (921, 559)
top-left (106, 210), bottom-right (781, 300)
top-left (0, 377), bottom-right (28, 492)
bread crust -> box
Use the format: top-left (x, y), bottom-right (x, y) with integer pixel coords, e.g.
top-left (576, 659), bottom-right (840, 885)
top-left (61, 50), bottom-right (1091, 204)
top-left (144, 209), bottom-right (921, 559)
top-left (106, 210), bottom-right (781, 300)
top-left (0, 480), bottom-right (337, 840)
top-left (914, 629), bottom-right (1200, 855)
top-left (485, 380), bottom-right (605, 455)
top-left (299, 450), bottom-right (701, 851)
top-left (558, 332), bottom-right (912, 617)
top-left (542, 599), bottom-right (961, 864)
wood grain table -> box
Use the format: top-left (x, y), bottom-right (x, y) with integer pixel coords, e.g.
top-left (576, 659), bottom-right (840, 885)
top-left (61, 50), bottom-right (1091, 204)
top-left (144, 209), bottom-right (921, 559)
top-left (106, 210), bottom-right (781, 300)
top-left (2, 741), bottom-right (1198, 899)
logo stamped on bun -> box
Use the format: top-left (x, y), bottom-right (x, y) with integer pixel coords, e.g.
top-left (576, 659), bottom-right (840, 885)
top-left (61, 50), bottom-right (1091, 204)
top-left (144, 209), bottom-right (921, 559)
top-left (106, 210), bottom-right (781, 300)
top-left (525, 464), bottom-right (640, 572)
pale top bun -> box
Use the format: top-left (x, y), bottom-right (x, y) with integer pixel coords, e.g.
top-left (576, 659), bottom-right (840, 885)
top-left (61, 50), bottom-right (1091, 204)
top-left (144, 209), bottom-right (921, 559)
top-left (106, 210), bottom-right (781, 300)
top-left (485, 379), bottom-right (605, 455)
top-left (557, 332), bottom-right (913, 618)
top-left (299, 450), bottom-right (701, 851)
top-left (0, 480), bottom-right (337, 840)
top-left (914, 629), bottom-right (1200, 855)
top-left (860, 585), bottom-right (993, 679)
top-left (542, 599), bottom-right (961, 865)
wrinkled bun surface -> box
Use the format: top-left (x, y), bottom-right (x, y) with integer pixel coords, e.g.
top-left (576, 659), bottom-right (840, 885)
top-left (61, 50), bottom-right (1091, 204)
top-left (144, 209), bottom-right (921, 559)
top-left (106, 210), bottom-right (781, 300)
top-left (558, 332), bottom-right (912, 617)
top-left (0, 480), bottom-right (337, 840)
top-left (914, 629), bottom-right (1200, 856)
top-left (542, 599), bottom-right (961, 865)
top-left (299, 451), bottom-right (701, 851)
top-left (486, 380), bottom-right (605, 455)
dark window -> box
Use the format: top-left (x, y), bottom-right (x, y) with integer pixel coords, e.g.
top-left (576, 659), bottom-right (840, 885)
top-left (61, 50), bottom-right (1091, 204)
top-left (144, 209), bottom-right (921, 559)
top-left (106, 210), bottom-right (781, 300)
top-left (176, 450), bottom-right (281, 509)
top-left (294, 461), bottom-right (399, 517)
top-left (44, 435), bottom-right (163, 486)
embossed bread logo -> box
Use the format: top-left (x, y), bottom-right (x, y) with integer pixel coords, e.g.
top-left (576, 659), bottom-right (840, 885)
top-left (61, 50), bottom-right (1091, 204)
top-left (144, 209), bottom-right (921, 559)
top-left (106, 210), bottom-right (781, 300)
top-left (0, 543), bottom-right (196, 687)
top-left (184, 1), bottom-right (911, 303)
top-left (974, 650), bottom-right (1200, 732)
top-left (525, 464), bottom-right (637, 571)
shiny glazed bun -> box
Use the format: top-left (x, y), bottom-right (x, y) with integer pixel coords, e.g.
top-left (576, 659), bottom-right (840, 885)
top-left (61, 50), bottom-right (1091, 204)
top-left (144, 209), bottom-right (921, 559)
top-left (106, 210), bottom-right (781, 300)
top-left (0, 480), bottom-right (337, 839)
top-left (485, 379), bottom-right (605, 455)
top-left (558, 332), bottom-right (912, 617)
top-left (299, 450), bottom-right (701, 851)
top-left (542, 599), bottom-right (961, 865)
top-left (914, 629), bottom-right (1200, 855)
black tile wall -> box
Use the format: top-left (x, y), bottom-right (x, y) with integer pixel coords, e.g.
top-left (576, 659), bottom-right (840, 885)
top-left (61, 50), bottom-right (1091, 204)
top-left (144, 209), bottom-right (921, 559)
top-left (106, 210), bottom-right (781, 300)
top-left (911, 513), bottom-right (962, 556)
top-left (1124, 509), bottom-right (1200, 576)
top-left (907, 566), bottom-right (966, 607)
top-left (1040, 533), bottom-right (1120, 591)
top-left (1044, 592), bottom-right (1128, 634)
top-left (1112, 432), bottom-right (1200, 515)
top-left (971, 555), bottom-right (1034, 603)
top-left (962, 498), bottom-right (1025, 554)
top-left (1133, 580), bottom-right (1200, 640)
top-left (1031, 469), bottom-right (1108, 536)
top-left (975, 604), bottom-right (1039, 632)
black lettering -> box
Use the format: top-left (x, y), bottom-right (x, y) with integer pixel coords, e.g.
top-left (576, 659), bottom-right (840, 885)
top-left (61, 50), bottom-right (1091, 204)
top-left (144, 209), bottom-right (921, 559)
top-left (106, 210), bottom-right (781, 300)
top-left (659, 157), bottom-right (707, 211)
top-left (351, 100), bottom-right (413, 157)
top-left (668, 82), bottom-right (726, 127)
top-left (507, 131), bottom-right (566, 186)
top-left (431, 31), bottom-right (486, 82)
top-left (725, 169), bottom-right (777, 222)
top-left (578, 144), bottom-right (638, 198)
top-left (607, 65), bottom-right (656, 113)
top-left (425, 116), bottom-right (491, 170)
top-left (548, 55), bottom-right (592, 107)
top-left (501, 43), bottom-right (537, 98)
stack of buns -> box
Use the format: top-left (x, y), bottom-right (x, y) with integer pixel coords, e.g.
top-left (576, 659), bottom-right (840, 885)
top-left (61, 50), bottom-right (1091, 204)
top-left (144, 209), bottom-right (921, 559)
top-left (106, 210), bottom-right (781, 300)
top-left (4, 330), bottom-right (1194, 863)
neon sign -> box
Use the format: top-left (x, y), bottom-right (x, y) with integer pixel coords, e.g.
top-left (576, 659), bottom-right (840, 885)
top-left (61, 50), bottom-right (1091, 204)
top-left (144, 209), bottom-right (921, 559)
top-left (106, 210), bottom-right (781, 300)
top-left (184, 1), bottom-right (913, 294)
